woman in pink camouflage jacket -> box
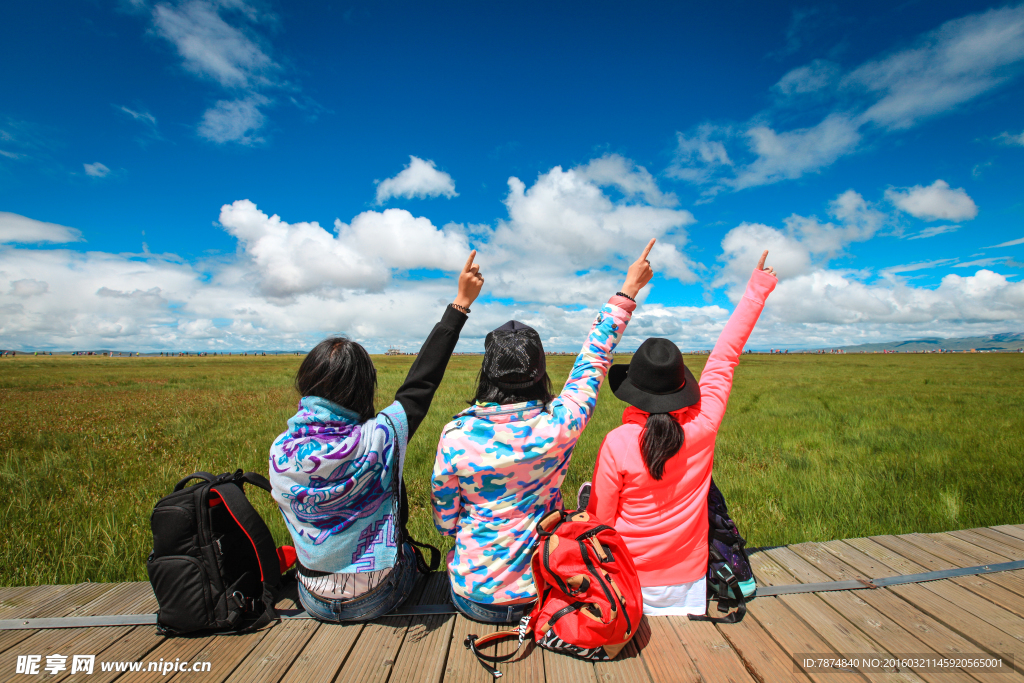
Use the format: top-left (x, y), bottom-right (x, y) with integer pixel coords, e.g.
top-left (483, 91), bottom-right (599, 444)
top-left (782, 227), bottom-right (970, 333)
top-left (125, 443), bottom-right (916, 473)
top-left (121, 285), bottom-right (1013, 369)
top-left (431, 239), bottom-right (656, 624)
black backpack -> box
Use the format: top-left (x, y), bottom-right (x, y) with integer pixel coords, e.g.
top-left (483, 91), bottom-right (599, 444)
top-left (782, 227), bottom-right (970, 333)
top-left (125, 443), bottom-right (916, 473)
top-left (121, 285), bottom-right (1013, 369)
top-left (690, 478), bottom-right (757, 624)
top-left (146, 470), bottom-right (282, 635)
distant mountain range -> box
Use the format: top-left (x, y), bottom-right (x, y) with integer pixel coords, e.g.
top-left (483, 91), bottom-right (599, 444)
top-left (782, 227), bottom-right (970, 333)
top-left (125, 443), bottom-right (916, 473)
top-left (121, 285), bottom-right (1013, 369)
top-left (841, 332), bottom-right (1024, 353)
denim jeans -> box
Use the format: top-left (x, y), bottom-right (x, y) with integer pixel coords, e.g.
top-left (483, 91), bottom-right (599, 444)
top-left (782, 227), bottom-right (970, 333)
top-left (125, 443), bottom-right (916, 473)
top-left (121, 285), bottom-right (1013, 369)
top-left (298, 543), bottom-right (419, 622)
top-left (449, 582), bottom-right (535, 624)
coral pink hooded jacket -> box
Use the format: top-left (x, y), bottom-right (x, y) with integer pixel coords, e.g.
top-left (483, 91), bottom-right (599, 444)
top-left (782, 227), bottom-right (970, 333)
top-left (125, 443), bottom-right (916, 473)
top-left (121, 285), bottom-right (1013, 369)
top-left (586, 268), bottom-right (776, 587)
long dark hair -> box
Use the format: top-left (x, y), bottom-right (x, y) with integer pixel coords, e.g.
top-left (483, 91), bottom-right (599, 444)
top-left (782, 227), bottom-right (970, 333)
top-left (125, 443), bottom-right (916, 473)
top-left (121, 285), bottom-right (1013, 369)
top-left (471, 369), bottom-right (555, 406)
top-left (641, 413), bottom-right (684, 480)
top-left (295, 337), bottom-right (377, 421)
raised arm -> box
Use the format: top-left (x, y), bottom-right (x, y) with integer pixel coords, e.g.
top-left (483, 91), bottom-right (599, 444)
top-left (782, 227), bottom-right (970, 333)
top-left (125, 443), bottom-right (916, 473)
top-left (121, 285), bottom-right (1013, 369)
top-left (695, 250), bottom-right (777, 432)
top-left (394, 251), bottom-right (485, 437)
top-left (552, 239), bottom-right (656, 432)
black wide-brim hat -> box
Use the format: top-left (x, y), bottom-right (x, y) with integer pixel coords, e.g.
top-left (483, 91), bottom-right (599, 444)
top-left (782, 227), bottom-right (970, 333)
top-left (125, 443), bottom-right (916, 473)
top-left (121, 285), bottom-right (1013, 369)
top-left (608, 337), bottom-right (700, 413)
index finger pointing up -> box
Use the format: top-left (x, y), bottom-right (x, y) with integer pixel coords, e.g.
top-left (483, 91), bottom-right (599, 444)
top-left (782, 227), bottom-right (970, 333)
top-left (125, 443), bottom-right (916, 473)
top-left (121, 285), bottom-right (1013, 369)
top-left (463, 249), bottom-right (477, 272)
top-left (638, 238), bottom-right (656, 262)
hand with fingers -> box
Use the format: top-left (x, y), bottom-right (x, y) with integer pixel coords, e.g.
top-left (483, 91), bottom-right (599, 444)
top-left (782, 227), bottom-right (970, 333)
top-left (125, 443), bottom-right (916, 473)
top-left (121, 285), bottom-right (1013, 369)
top-left (453, 250), bottom-right (485, 312)
top-left (620, 238), bottom-right (656, 299)
top-left (757, 250), bottom-right (777, 278)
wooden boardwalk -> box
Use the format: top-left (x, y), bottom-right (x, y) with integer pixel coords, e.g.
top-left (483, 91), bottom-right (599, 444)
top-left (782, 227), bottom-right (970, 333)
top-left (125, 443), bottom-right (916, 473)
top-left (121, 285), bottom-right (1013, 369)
top-left (4, 524), bottom-right (1024, 681)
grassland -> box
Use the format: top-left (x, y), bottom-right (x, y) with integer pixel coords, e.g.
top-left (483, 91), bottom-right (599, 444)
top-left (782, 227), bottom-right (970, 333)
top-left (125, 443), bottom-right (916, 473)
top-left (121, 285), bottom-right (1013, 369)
top-left (1, 352), bottom-right (1022, 586)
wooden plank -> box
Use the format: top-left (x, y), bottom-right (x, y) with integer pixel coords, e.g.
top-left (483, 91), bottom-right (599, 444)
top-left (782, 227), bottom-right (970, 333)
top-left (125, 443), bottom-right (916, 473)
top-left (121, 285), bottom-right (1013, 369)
top-left (787, 543), bottom-right (999, 683)
top-left (542, 645), bottom-right (598, 683)
top-left (745, 598), bottom-right (864, 683)
top-left (992, 526), bottom-right (1024, 544)
top-left (844, 538), bottom-right (930, 575)
top-left (594, 622), bottom-right (652, 683)
top-left (280, 622), bottom-right (363, 683)
top-left (389, 573), bottom-right (458, 683)
top-left (824, 541), bottom-right (1024, 683)
top-left (748, 551), bottom-right (794, 588)
top-left (669, 616), bottom-right (756, 683)
top-left (912, 532), bottom-right (1015, 565)
top-left (763, 548), bottom-right (929, 683)
top-left (219, 620), bottom-right (320, 683)
top-left (443, 614), bottom-right (503, 683)
top-left (0, 583), bottom-right (158, 683)
top-left (335, 615), bottom-right (409, 683)
top-left (948, 529), bottom-right (1024, 560)
top-left (887, 582), bottom-right (1024, 663)
top-left (637, 616), bottom-right (702, 683)
top-left (714, 610), bottom-right (811, 683)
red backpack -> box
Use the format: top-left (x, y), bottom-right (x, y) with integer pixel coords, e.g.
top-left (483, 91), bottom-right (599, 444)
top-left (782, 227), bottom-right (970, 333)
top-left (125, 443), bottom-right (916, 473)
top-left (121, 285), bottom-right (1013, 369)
top-left (466, 509), bottom-right (643, 677)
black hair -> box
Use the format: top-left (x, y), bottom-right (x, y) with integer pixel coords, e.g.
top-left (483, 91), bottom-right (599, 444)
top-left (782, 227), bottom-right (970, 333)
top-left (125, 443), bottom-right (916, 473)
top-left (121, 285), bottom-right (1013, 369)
top-left (295, 337), bottom-right (377, 421)
top-left (471, 369), bottom-right (555, 406)
top-left (641, 413), bottom-right (685, 480)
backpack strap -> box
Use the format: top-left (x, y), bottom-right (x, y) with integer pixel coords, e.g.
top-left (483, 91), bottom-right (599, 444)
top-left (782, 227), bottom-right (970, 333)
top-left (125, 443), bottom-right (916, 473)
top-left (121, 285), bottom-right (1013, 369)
top-left (382, 413), bottom-right (441, 573)
top-left (174, 472), bottom-right (216, 491)
top-left (465, 616), bottom-right (532, 679)
top-left (210, 482), bottom-right (282, 591)
top-left (240, 471), bottom-right (272, 494)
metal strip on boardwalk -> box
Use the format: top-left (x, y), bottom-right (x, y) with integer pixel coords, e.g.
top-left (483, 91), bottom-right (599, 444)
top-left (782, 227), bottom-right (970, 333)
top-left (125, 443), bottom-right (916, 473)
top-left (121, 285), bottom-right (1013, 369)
top-left (756, 558), bottom-right (1024, 596)
top-left (5, 558), bottom-right (1024, 630)
top-left (0, 603), bottom-right (457, 630)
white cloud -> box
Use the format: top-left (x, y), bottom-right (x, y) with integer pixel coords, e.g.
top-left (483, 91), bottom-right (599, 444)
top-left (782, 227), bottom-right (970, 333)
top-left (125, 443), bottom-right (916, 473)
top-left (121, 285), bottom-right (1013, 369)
top-left (0, 212), bottom-right (83, 244)
top-left (0, 156), bottom-right (707, 351)
top-left (118, 106), bottom-right (157, 127)
top-left (375, 156), bottom-right (458, 203)
top-left (886, 180), bottom-right (978, 221)
top-left (954, 257), bottom-right (1006, 268)
top-left (9, 279), bottom-right (48, 297)
top-left (773, 59), bottom-right (840, 96)
top-left (882, 258), bottom-right (959, 274)
top-left (987, 236), bottom-right (1024, 248)
top-left (908, 224), bottom-right (960, 240)
top-left (84, 162), bottom-right (111, 178)
top-left (997, 130), bottom-right (1024, 146)
top-left (670, 5), bottom-right (1024, 193)
top-left (218, 199), bottom-right (468, 298)
top-left (148, 0), bottom-right (285, 145)
top-left (197, 94), bottom-right (268, 144)
top-left (847, 5), bottom-right (1024, 131)
top-left (152, 0), bottom-right (278, 89)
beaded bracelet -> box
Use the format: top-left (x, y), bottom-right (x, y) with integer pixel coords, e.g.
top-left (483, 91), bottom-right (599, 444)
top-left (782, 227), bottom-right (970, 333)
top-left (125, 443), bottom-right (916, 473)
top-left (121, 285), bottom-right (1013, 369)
top-left (615, 291), bottom-right (636, 302)
top-left (450, 303), bottom-right (471, 314)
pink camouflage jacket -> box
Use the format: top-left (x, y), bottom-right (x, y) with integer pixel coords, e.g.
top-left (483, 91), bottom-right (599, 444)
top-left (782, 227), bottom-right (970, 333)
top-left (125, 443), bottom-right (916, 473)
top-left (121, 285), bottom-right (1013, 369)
top-left (431, 295), bottom-right (636, 603)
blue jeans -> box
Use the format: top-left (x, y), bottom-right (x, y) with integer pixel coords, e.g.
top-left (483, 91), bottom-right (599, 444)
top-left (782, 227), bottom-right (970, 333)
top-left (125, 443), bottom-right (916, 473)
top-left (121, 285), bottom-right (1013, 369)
top-left (298, 543), bottom-right (419, 622)
top-left (450, 583), bottom-right (535, 624)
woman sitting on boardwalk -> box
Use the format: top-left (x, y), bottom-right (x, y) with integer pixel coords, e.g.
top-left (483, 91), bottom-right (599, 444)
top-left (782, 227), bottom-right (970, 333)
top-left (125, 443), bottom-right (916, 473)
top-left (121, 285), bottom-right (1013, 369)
top-left (269, 252), bottom-right (484, 622)
top-left (431, 240), bottom-right (655, 624)
top-left (581, 250), bottom-right (776, 616)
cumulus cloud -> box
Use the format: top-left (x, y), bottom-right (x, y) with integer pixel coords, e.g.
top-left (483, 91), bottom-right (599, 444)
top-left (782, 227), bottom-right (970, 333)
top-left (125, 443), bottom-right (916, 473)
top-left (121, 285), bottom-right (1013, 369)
top-left (0, 155), bottom-right (707, 351)
top-left (9, 279), bottom-right (49, 297)
top-left (670, 5), bottom-right (1024, 194)
top-left (218, 199), bottom-right (468, 298)
top-left (84, 162), bottom-right (111, 177)
top-left (0, 212), bottom-right (83, 244)
top-left (886, 180), bottom-right (978, 221)
top-left (375, 156), bottom-right (458, 203)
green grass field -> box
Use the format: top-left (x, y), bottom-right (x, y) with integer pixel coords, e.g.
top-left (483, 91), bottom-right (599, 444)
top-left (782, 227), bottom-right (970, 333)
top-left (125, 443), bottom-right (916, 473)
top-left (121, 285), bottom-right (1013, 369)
top-left (1, 352), bottom-right (1022, 587)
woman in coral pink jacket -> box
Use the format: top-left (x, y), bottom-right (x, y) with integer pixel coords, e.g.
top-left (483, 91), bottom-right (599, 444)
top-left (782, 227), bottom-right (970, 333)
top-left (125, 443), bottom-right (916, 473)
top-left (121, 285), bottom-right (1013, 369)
top-left (583, 251), bottom-right (777, 615)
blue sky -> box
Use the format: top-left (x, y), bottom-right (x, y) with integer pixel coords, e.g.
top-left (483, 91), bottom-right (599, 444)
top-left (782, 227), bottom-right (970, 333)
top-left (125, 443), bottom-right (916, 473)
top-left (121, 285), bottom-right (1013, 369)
top-left (1, 0), bottom-right (1023, 352)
